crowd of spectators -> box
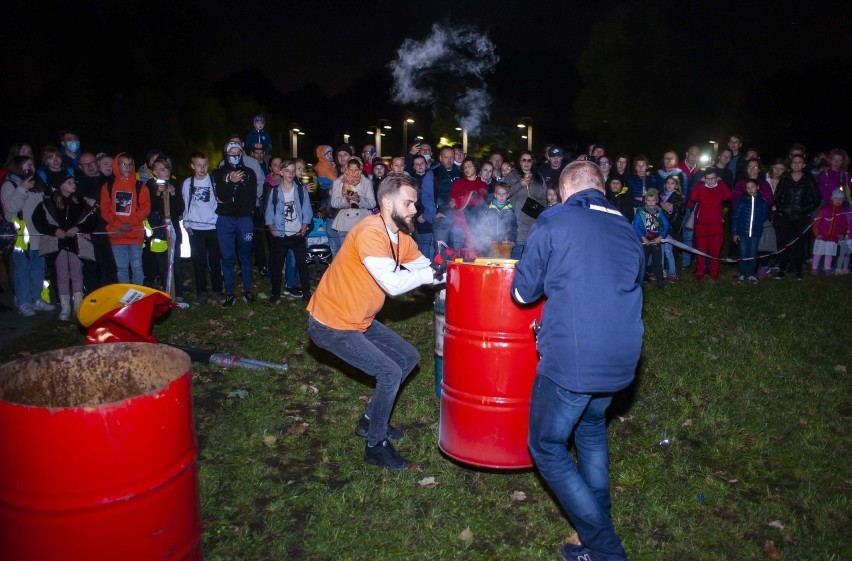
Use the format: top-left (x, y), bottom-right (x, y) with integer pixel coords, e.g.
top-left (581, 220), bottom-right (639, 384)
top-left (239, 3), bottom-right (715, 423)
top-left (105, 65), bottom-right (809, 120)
top-left (1, 123), bottom-right (850, 320)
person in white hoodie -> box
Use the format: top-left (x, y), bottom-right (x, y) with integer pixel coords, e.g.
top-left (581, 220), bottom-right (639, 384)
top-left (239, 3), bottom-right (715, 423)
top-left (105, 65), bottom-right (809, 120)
top-left (182, 152), bottom-right (223, 304)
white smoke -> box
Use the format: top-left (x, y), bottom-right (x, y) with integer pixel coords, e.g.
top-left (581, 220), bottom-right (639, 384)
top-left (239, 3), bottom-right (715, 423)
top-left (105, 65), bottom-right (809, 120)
top-left (389, 23), bottom-right (498, 136)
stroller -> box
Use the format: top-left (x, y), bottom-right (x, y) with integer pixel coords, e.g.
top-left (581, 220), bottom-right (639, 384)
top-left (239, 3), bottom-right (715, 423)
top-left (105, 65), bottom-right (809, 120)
top-left (305, 217), bottom-right (332, 281)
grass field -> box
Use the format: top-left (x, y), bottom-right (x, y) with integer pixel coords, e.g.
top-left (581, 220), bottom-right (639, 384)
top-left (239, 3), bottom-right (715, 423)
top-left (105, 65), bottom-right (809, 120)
top-left (1, 267), bottom-right (849, 561)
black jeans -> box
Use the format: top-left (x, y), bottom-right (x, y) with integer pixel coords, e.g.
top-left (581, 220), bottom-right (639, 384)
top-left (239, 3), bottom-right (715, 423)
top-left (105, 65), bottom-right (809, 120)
top-left (188, 229), bottom-right (222, 294)
top-left (644, 243), bottom-right (664, 287)
top-left (775, 214), bottom-right (811, 274)
top-left (307, 316), bottom-right (420, 445)
top-left (269, 234), bottom-right (310, 296)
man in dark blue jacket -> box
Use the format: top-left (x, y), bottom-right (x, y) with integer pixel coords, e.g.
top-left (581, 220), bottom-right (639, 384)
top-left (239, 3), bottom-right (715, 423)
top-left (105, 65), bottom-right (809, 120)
top-left (512, 161), bottom-right (644, 561)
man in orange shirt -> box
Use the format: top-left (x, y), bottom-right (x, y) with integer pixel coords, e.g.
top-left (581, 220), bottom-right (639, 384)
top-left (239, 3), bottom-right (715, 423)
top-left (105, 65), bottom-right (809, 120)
top-left (307, 175), bottom-right (444, 470)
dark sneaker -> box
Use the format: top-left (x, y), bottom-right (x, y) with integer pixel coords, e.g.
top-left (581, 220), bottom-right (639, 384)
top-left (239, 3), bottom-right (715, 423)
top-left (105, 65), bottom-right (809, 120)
top-left (355, 414), bottom-right (404, 443)
top-left (194, 292), bottom-right (208, 305)
top-left (748, 276), bottom-right (758, 283)
top-left (774, 271), bottom-right (785, 280)
top-left (222, 293), bottom-right (236, 308)
top-left (268, 295), bottom-right (280, 306)
top-left (286, 286), bottom-right (304, 298)
top-left (259, 266), bottom-right (269, 277)
top-left (560, 543), bottom-right (604, 561)
top-left (209, 291), bottom-right (225, 303)
top-left (737, 275), bottom-right (744, 282)
top-left (243, 291), bottom-right (256, 303)
top-left (364, 439), bottom-right (410, 471)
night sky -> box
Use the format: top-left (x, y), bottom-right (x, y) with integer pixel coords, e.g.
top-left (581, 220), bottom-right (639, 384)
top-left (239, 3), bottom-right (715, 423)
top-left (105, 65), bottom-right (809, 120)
top-left (3, 0), bottom-right (850, 166)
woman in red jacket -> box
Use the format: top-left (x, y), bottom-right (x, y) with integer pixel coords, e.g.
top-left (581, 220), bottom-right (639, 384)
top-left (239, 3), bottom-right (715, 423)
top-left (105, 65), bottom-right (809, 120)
top-left (687, 167), bottom-right (731, 280)
top-left (449, 157), bottom-right (488, 253)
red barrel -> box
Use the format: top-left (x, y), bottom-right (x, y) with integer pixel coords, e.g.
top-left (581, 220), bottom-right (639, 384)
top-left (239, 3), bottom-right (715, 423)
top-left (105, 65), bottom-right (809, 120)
top-left (439, 259), bottom-right (543, 469)
top-left (0, 343), bottom-right (201, 561)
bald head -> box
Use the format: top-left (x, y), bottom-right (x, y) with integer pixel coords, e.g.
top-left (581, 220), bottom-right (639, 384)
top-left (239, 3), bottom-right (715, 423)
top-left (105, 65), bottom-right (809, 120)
top-left (558, 161), bottom-right (605, 201)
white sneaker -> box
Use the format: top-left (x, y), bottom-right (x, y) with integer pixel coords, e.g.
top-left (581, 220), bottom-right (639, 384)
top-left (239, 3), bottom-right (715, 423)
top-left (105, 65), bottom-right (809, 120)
top-left (18, 304), bottom-right (36, 317)
top-left (32, 299), bottom-right (56, 312)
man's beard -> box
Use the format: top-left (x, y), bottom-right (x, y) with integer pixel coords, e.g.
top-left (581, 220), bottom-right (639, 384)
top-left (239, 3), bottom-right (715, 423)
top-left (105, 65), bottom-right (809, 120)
top-left (392, 209), bottom-right (415, 235)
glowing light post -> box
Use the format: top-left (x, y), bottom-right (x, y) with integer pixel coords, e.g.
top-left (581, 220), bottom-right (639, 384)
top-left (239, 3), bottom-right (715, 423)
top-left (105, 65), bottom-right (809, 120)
top-left (370, 119), bottom-right (392, 157)
top-left (342, 131), bottom-right (350, 145)
top-left (403, 112), bottom-right (415, 153)
top-left (289, 124), bottom-right (305, 158)
top-left (517, 117), bottom-right (533, 152)
top-left (709, 140), bottom-right (718, 162)
top-left (455, 127), bottom-right (468, 154)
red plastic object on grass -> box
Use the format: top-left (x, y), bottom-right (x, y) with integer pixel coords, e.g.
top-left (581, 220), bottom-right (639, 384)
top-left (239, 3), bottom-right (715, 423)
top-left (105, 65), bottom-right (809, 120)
top-left (0, 343), bottom-right (201, 561)
top-left (439, 259), bottom-right (544, 469)
top-left (78, 283), bottom-right (175, 344)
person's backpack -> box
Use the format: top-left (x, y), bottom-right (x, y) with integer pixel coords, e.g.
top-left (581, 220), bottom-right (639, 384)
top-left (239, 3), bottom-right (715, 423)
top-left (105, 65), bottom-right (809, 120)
top-left (269, 183), bottom-right (314, 235)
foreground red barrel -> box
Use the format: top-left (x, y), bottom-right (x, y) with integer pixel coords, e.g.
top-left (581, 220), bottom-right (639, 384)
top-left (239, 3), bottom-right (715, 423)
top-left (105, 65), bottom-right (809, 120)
top-left (0, 343), bottom-right (201, 561)
top-left (439, 259), bottom-right (543, 469)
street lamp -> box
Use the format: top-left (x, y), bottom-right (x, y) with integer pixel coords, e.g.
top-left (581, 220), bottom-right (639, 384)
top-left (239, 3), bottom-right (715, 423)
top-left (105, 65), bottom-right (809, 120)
top-left (517, 117), bottom-right (533, 151)
top-left (455, 127), bottom-right (468, 155)
top-left (343, 131), bottom-right (350, 145)
top-left (289, 124), bottom-right (305, 158)
top-left (709, 140), bottom-right (718, 161)
top-left (403, 112), bottom-right (415, 154)
top-left (373, 119), bottom-right (391, 157)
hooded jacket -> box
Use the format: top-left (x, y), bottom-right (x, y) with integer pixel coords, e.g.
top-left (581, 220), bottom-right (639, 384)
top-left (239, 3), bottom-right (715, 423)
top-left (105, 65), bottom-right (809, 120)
top-left (32, 192), bottom-right (98, 259)
top-left (314, 145), bottom-right (337, 189)
top-left (99, 153), bottom-right (151, 245)
top-left (211, 151), bottom-right (257, 217)
top-left (511, 188), bottom-right (644, 393)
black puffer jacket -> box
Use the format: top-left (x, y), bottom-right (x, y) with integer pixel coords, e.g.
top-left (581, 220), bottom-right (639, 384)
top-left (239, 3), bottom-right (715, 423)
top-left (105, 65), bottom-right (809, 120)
top-left (775, 173), bottom-right (820, 220)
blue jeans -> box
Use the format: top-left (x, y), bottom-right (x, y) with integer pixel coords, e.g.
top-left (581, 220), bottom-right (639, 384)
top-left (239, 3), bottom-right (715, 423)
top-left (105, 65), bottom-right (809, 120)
top-left (415, 231), bottom-right (434, 260)
top-left (662, 238), bottom-right (676, 276)
top-left (432, 214), bottom-right (450, 250)
top-left (738, 235), bottom-right (759, 277)
top-left (216, 215), bottom-right (253, 293)
top-left (12, 249), bottom-right (46, 305)
top-left (528, 375), bottom-right (628, 561)
top-left (681, 210), bottom-right (694, 268)
top-left (307, 316), bottom-right (420, 446)
top-left (111, 243), bottom-right (143, 285)
top-left (326, 218), bottom-right (343, 256)
top-left (511, 241), bottom-right (526, 260)
top-left (284, 249), bottom-right (298, 288)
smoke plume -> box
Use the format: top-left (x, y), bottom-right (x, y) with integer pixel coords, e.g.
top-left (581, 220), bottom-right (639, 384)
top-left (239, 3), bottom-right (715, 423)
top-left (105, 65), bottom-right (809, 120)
top-left (389, 23), bottom-right (498, 136)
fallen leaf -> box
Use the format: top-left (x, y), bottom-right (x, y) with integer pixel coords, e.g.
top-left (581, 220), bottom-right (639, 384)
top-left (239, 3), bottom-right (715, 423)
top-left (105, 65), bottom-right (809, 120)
top-left (563, 533), bottom-right (582, 545)
top-left (358, 395), bottom-right (371, 402)
top-left (308, 385), bottom-right (319, 394)
top-left (618, 415), bottom-right (635, 423)
top-left (768, 520), bottom-right (784, 530)
top-left (834, 364), bottom-right (847, 373)
top-left (262, 435), bottom-right (277, 447)
top-left (702, 352), bottom-right (719, 361)
top-left (709, 336), bottom-right (719, 343)
top-left (728, 479), bottom-right (739, 484)
top-left (417, 476), bottom-right (438, 488)
top-left (682, 419), bottom-right (693, 427)
top-left (286, 423), bottom-right (309, 435)
top-left (457, 527), bottom-right (474, 546)
top-left (405, 463), bottom-right (423, 473)
top-left (510, 491), bottom-right (527, 501)
top-left (763, 540), bottom-right (781, 560)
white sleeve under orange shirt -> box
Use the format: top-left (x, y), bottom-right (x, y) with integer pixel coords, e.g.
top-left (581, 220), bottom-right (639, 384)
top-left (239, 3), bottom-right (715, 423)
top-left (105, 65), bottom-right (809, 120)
top-left (306, 214), bottom-right (436, 331)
